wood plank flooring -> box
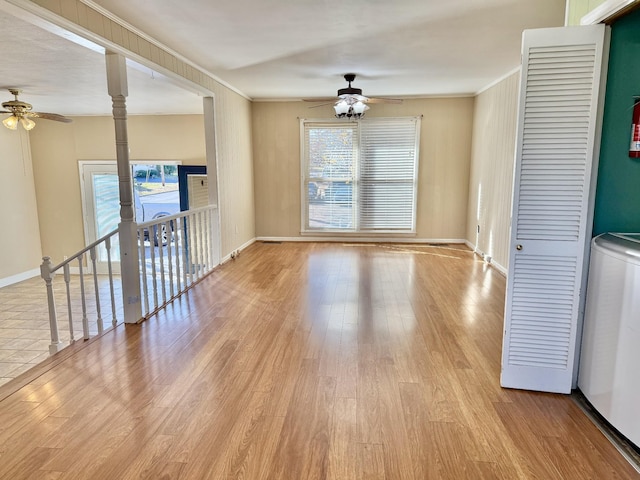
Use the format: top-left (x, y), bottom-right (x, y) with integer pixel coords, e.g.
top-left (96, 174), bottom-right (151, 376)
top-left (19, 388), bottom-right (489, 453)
top-left (0, 242), bottom-right (637, 479)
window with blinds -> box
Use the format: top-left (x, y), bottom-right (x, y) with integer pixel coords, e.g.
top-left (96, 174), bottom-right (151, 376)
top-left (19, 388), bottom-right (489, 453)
top-left (301, 117), bottom-right (420, 233)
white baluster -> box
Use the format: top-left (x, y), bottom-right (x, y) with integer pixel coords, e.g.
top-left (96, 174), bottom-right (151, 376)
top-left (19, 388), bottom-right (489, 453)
top-left (186, 215), bottom-right (194, 286)
top-left (197, 210), bottom-right (204, 279)
top-left (192, 212), bottom-right (201, 281)
top-left (90, 246), bottom-right (103, 334)
top-left (105, 236), bottom-right (117, 327)
top-left (41, 256), bottom-right (62, 354)
top-left (158, 223), bottom-right (167, 305)
top-left (78, 254), bottom-right (89, 340)
top-left (63, 263), bottom-right (74, 343)
top-left (149, 226), bottom-right (158, 310)
top-left (175, 217), bottom-right (183, 293)
top-left (138, 226), bottom-right (150, 316)
top-left (167, 219), bottom-right (175, 299)
top-left (204, 209), bottom-right (212, 272)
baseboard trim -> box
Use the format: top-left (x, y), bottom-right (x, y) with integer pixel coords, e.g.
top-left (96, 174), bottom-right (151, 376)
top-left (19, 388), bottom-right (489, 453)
top-left (464, 240), bottom-right (507, 276)
top-left (0, 268), bottom-right (40, 288)
top-left (464, 240), bottom-right (477, 253)
top-left (220, 237), bottom-right (257, 264)
top-left (256, 236), bottom-right (467, 244)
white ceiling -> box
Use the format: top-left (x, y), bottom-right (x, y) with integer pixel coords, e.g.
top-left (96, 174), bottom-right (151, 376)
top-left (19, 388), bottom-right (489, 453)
top-left (0, 0), bottom-right (566, 116)
top-left (0, 9), bottom-right (204, 116)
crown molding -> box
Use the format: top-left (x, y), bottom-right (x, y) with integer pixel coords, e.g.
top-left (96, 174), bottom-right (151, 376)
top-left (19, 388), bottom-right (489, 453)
top-left (78, 0), bottom-right (249, 99)
top-left (581, 0), bottom-right (640, 24)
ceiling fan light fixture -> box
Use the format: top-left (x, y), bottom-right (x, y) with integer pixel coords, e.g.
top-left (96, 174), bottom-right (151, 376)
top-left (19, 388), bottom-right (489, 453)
top-left (352, 101), bottom-right (368, 115)
top-left (2, 115), bottom-right (18, 130)
top-left (20, 116), bottom-right (36, 131)
top-left (334, 97), bottom-right (369, 119)
top-left (334, 100), bottom-right (350, 116)
top-left (1, 89), bottom-right (70, 131)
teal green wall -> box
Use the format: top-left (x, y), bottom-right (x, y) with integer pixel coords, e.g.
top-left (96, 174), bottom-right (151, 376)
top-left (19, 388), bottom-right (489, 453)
top-left (593, 9), bottom-right (640, 235)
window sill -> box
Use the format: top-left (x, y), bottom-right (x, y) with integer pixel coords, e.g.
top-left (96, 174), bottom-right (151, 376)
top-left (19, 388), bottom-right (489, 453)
top-left (300, 230), bottom-right (416, 237)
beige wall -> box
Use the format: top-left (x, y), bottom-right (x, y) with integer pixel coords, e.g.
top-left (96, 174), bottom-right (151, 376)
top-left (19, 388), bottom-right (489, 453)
top-left (30, 101), bottom-right (254, 264)
top-left (566, 0), bottom-right (608, 25)
top-left (466, 72), bottom-right (520, 272)
top-left (0, 128), bottom-right (43, 282)
top-left (209, 88), bottom-right (255, 255)
top-left (22, 0), bottom-right (255, 263)
top-left (30, 115), bottom-right (208, 263)
top-left (252, 98), bottom-right (474, 240)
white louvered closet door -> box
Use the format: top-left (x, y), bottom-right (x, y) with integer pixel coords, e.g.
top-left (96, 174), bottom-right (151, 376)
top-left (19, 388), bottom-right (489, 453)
top-left (501, 25), bottom-right (609, 394)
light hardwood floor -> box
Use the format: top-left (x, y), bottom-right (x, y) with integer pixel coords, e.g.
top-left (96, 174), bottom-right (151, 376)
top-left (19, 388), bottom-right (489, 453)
top-left (0, 242), bottom-right (637, 479)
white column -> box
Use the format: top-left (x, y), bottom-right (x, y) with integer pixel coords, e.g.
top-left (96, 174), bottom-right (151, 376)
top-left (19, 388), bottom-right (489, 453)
top-left (203, 96), bottom-right (221, 266)
top-left (106, 51), bottom-right (142, 323)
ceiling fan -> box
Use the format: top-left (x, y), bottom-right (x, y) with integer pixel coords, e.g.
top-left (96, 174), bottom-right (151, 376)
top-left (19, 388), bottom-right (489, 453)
top-left (1, 88), bottom-right (72, 131)
top-left (304, 74), bottom-right (402, 118)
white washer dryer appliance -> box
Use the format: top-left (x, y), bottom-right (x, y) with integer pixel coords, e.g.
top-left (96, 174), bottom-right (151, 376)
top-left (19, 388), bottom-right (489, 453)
top-left (579, 233), bottom-right (640, 449)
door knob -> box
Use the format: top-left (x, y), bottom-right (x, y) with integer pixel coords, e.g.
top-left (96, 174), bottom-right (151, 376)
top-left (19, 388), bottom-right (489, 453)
top-left (516, 244), bottom-right (523, 251)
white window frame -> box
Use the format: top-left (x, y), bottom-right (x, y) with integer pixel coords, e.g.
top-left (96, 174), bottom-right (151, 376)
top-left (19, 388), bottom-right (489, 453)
top-left (300, 117), bottom-right (420, 235)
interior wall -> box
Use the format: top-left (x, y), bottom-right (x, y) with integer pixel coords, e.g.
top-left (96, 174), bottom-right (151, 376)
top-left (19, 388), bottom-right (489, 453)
top-left (466, 72), bottom-right (520, 272)
top-left (566, 0), bottom-right (608, 25)
top-left (0, 127), bottom-right (43, 284)
top-left (252, 98), bottom-right (474, 240)
top-left (29, 114), bottom-right (209, 264)
top-left (593, 8), bottom-right (640, 234)
top-left (208, 87), bottom-right (255, 255)
top-left (20, 0), bottom-right (256, 261)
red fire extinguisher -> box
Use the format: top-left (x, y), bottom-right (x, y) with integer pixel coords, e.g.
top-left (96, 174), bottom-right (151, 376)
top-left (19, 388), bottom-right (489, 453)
top-left (631, 97), bottom-right (640, 158)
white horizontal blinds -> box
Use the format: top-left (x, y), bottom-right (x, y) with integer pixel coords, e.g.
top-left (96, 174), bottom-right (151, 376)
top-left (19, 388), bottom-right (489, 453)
top-left (517, 44), bottom-right (596, 241)
top-left (301, 117), bottom-right (419, 233)
top-left (359, 118), bottom-right (420, 231)
top-left (508, 255), bottom-right (577, 368)
top-left (304, 123), bottom-right (357, 230)
top-left (502, 25), bottom-right (608, 394)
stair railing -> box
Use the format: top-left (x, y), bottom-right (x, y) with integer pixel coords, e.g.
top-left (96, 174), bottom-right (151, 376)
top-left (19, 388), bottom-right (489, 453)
top-left (41, 204), bottom-right (218, 354)
top-left (137, 205), bottom-right (217, 318)
top-left (41, 229), bottom-right (120, 354)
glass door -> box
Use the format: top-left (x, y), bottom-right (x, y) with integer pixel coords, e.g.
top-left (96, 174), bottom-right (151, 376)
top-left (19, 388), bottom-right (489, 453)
top-left (81, 162), bottom-right (183, 273)
top-left (81, 163), bottom-right (120, 273)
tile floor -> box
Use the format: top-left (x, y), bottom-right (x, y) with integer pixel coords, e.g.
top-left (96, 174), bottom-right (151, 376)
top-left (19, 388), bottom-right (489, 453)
top-left (1, 245), bottom-right (218, 388)
top-left (0, 275), bottom-right (123, 387)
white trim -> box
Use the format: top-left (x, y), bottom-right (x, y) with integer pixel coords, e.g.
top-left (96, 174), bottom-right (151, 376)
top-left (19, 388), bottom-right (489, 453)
top-left (257, 236), bottom-right (466, 244)
top-left (0, 0), bottom-right (105, 53)
top-left (581, 0), bottom-right (639, 24)
top-left (220, 237), bottom-right (257, 264)
top-left (0, 268), bottom-right (40, 288)
top-left (464, 239), bottom-right (477, 253)
top-left (300, 117), bottom-right (421, 234)
top-left (78, 0), bottom-right (250, 99)
top-left (475, 66), bottom-right (521, 96)
top-left (490, 260), bottom-right (507, 276)
top-left (0, 0), bottom-right (239, 100)
top-left (254, 93), bottom-right (476, 102)
top-left (464, 240), bottom-right (507, 276)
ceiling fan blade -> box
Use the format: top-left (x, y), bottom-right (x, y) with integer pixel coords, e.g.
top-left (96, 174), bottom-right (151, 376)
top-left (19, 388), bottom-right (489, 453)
top-left (346, 94), bottom-right (368, 102)
top-left (0, 110), bottom-right (11, 114)
top-left (308, 102), bottom-right (335, 108)
top-left (365, 97), bottom-right (403, 104)
top-left (27, 112), bottom-right (73, 123)
top-left (303, 97), bottom-right (336, 102)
